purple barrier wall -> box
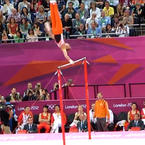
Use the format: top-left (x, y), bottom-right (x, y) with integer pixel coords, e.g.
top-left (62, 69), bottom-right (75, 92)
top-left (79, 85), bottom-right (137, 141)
top-left (13, 98), bottom-right (145, 115)
top-left (129, 84), bottom-right (145, 98)
top-left (0, 36), bottom-right (145, 99)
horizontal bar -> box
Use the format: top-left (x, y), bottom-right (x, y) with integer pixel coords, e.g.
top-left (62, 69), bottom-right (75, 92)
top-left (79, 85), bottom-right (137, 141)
top-left (58, 57), bottom-right (86, 69)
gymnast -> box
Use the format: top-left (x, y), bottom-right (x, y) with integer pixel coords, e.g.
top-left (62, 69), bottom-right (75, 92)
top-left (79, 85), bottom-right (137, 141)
top-left (44, 0), bottom-right (74, 64)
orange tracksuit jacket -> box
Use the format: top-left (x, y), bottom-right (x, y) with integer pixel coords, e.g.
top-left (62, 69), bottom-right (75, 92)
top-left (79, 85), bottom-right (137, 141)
top-left (94, 99), bottom-right (110, 119)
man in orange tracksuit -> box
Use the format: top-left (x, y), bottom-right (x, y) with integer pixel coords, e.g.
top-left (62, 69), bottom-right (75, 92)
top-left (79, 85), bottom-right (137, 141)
top-left (94, 92), bottom-right (110, 131)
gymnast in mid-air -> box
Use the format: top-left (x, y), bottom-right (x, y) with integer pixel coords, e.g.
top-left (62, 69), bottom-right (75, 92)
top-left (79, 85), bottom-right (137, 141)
top-left (44, 0), bottom-right (74, 64)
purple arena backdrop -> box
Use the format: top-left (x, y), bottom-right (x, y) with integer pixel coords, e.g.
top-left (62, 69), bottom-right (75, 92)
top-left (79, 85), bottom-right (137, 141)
top-left (0, 36), bottom-right (145, 114)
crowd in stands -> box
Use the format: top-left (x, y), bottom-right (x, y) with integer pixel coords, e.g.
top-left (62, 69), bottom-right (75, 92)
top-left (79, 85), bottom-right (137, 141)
top-left (0, 80), bottom-right (74, 102)
top-left (0, 83), bottom-right (50, 103)
top-left (1, 90), bottom-right (145, 134)
top-left (0, 0), bottom-right (145, 43)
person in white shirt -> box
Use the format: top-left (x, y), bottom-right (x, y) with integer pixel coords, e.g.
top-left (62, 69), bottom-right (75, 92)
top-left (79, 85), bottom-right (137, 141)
top-left (115, 23), bottom-right (129, 37)
top-left (51, 105), bottom-right (66, 133)
top-left (90, 104), bottom-right (97, 131)
top-left (90, 1), bottom-right (101, 19)
top-left (107, 109), bottom-right (114, 131)
top-left (141, 101), bottom-right (145, 125)
top-left (108, 109), bottom-right (114, 123)
top-left (18, 0), bottom-right (30, 12)
top-left (86, 12), bottom-right (99, 30)
top-left (3, 0), bottom-right (14, 16)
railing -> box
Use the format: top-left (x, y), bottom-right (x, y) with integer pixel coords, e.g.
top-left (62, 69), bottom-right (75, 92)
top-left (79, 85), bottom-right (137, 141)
top-left (129, 83), bottom-right (145, 98)
top-left (49, 83), bottom-right (127, 100)
top-left (49, 82), bottom-right (145, 100)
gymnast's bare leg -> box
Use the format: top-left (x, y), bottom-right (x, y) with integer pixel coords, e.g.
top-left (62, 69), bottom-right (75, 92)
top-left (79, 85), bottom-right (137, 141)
top-left (44, 1), bottom-right (74, 64)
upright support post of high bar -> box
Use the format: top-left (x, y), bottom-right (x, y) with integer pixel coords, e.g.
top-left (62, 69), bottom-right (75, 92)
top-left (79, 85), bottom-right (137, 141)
top-left (58, 57), bottom-right (87, 69)
top-left (84, 59), bottom-right (91, 139)
top-left (57, 68), bottom-right (66, 145)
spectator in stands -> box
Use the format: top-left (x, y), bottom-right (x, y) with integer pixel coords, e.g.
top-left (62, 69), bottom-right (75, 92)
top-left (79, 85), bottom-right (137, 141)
top-left (33, 23), bottom-right (44, 40)
top-left (30, 0), bottom-right (39, 13)
top-left (57, 0), bottom-right (66, 14)
top-left (26, 28), bottom-right (38, 42)
top-left (86, 12), bottom-right (99, 30)
top-left (18, 106), bottom-right (33, 129)
top-left (77, 2), bottom-right (89, 21)
top-left (122, 9), bottom-right (134, 25)
top-left (0, 94), bottom-right (5, 103)
top-left (0, 21), bottom-right (4, 43)
top-left (72, 105), bottom-right (87, 132)
top-left (111, 15), bottom-right (120, 29)
top-left (72, 13), bottom-right (85, 33)
top-left (95, 0), bottom-right (105, 9)
top-left (82, 0), bottom-right (94, 10)
top-left (132, 3), bottom-right (144, 24)
top-left (42, 0), bottom-right (50, 12)
top-left (128, 113), bottom-right (144, 131)
top-left (30, 0), bottom-right (40, 23)
top-left (115, 22), bottom-right (129, 37)
top-left (23, 89), bottom-right (36, 101)
top-left (116, 3), bottom-right (124, 18)
top-left (7, 17), bottom-right (18, 38)
top-left (98, 10), bottom-right (111, 31)
top-left (62, 13), bottom-right (72, 38)
top-left (23, 82), bottom-right (34, 98)
top-left (38, 105), bottom-right (51, 133)
top-left (107, 0), bottom-right (119, 8)
top-left (87, 21), bottom-right (102, 38)
top-left (0, 10), bottom-right (6, 23)
top-left (21, 7), bottom-right (32, 23)
top-left (120, 0), bottom-right (131, 7)
top-left (128, 102), bottom-right (140, 123)
top-left (2, 29), bottom-right (8, 43)
top-left (103, 24), bottom-right (115, 37)
top-left (18, 0), bottom-right (31, 12)
top-left (36, 5), bottom-right (47, 32)
top-left (66, 0), bottom-right (79, 10)
top-left (9, 88), bottom-right (21, 102)
top-left (77, 113), bottom-right (87, 132)
top-left (73, 23), bottom-right (86, 39)
top-left (34, 82), bottom-right (43, 99)
top-left (94, 92), bottom-right (110, 131)
top-left (24, 116), bottom-right (37, 133)
top-left (6, 104), bottom-right (17, 133)
top-left (103, 1), bottom-right (114, 17)
top-left (90, 103), bottom-right (97, 131)
top-left (90, 1), bottom-right (101, 19)
top-left (7, 8), bottom-right (21, 23)
top-left (0, 108), bottom-right (11, 134)
top-left (40, 89), bottom-right (50, 100)
top-left (141, 101), bottom-right (145, 124)
top-left (3, 0), bottom-right (14, 16)
top-left (51, 105), bottom-right (67, 133)
top-left (20, 18), bottom-right (31, 37)
top-left (62, 2), bottom-right (76, 19)
top-left (14, 30), bottom-right (24, 43)
top-left (131, 0), bottom-right (145, 6)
